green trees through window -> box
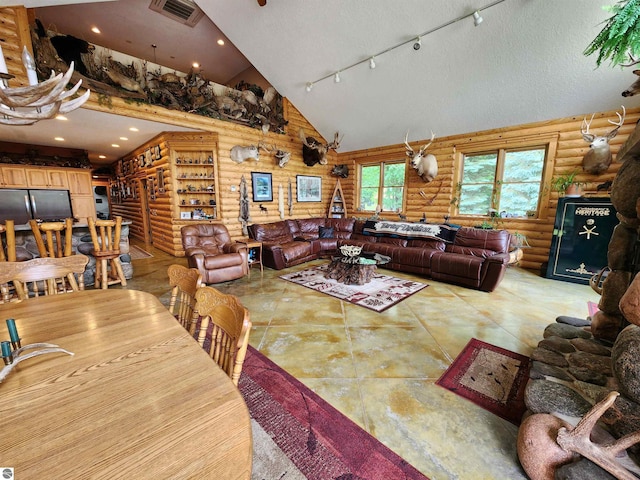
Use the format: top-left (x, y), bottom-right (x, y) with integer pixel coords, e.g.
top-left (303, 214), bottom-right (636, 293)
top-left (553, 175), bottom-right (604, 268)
top-left (459, 147), bottom-right (545, 218)
top-left (360, 162), bottom-right (406, 211)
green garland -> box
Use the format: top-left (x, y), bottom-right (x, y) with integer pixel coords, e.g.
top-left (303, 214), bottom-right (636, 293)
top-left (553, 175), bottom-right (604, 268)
top-left (584, 0), bottom-right (640, 67)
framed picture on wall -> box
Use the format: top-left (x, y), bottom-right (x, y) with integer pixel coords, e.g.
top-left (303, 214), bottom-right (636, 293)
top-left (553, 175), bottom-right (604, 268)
top-left (296, 175), bottom-right (322, 202)
top-left (251, 172), bottom-right (273, 202)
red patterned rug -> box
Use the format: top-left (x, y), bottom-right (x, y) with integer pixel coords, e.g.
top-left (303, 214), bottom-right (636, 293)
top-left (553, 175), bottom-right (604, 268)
top-left (239, 345), bottom-right (430, 480)
top-left (436, 338), bottom-right (531, 425)
top-left (280, 264), bottom-right (428, 312)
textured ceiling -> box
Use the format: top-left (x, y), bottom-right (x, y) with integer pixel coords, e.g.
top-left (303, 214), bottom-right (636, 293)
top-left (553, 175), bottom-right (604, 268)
top-left (2, 0), bottom-right (640, 164)
top-left (197, 0), bottom-right (640, 152)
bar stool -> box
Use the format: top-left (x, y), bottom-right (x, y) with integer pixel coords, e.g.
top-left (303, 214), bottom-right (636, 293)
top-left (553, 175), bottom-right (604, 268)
top-left (0, 220), bottom-right (16, 303)
top-left (88, 216), bottom-right (127, 289)
top-left (29, 218), bottom-right (74, 258)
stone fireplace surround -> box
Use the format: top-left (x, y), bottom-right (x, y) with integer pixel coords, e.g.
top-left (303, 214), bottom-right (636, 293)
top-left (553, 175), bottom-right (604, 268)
top-left (517, 124), bottom-right (640, 479)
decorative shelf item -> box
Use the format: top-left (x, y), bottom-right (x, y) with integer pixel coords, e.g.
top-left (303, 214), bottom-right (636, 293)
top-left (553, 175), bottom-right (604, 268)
top-left (0, 318), bottom-right (73, 383)
top-left (328, 179), bottom-right (347, 218)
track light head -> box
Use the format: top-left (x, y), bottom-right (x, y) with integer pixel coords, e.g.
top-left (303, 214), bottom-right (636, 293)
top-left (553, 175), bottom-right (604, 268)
top-left (334, 72), bottom-right (341, 83)
top-left (305, 82), bottom-right (313, 92)
top-left (413, 37), bottom-right (421, 51)
top-left (369, 57), bottom-right (376, 69)
top-left (473, 11), bottom-right (483, 26)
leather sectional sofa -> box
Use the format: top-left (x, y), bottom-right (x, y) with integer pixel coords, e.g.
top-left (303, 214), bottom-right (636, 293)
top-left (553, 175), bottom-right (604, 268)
top-left (247, 217), bottom-right (512, 292)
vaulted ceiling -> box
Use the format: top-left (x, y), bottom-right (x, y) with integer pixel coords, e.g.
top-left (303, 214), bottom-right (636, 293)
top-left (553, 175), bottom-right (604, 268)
top-left (4, 0), bottom-right (640, 162)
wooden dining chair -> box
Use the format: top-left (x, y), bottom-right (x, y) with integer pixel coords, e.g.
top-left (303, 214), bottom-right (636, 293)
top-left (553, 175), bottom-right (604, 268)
top-left (88, 216), bottom-right (127, 289)
top-left (29, 218), bottom-right (74, 258)
top-left (0, 220), bottom-right (18, 302)
top-left (167, 264), bottom-right (202, 334)
top-left (0, 254), bottom-right (89, 300)
top-left (193, 286), bottom-right (252, 386)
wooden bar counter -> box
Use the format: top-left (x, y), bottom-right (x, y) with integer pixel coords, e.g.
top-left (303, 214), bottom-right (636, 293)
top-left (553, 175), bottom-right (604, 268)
top-left (0, 289), bottom-right (252, 479)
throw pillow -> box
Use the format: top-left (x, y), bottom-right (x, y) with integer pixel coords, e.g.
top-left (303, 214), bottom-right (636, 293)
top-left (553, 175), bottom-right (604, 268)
top-left (318, 226), bottom-right (334, 238)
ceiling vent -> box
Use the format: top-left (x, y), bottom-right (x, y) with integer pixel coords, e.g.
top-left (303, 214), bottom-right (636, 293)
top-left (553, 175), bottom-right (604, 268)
top-left (149, 0), bottom-right (204, 27)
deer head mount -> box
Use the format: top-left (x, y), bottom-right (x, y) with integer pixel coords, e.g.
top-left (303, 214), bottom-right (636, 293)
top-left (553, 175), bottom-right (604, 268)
top-left (258, 142), bottom-right (291, 168)
top-left (581, 106), bottom-right (625, 175)
top-left (299, 129), bottom-right (342, 166)
top-left (404, 130), bottom-right (437, 183)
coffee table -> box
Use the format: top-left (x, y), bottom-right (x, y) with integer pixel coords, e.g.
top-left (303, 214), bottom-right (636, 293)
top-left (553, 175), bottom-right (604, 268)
top-left (325, 250), bottom-right (391, 285)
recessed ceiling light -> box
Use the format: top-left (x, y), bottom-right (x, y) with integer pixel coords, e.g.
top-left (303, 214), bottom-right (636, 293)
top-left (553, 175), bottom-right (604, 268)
top-left (192, 62), bottom-right (199, 68)
top-left (129, 127), bottom-right (139, 132)
top-left (54, 137), bottom-right (64, 142)
top-left (98, 155), bottom-right (106, 159)
top-left (217, 39), bottom-right (225, 46)
top-left (119, 137), bottom-right (128, 141)
top-left (91, 26), bottom-right (101, 34)
top-left (111, 144), bottom-right (120, 148)
top-left (55, 115), bottom-right (67, 121)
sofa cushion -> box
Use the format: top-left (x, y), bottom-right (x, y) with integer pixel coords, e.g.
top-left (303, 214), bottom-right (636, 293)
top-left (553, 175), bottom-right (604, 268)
top-left (408, 238), bottom-right (446, 251)
top-left (203, 252), bottom-right (244, 269)
top-left (454, 227), bottom-right (510, 253)
top-left (319, 226), bottom-right (334, 238)
top-left (377, 237), bottom-right (408, 247)
top-left (327, 218), bottom-right (356, 239)
top-left (297, 218), bottom-right (326, 236)
top-left (281, 241), bottom-right (313, 263)
top-left (250, 221), bottom-right (294, 243)
top-left (446, 244), bottom-right (496, 259)
top-left (431, 252), bottom-right (484, 285)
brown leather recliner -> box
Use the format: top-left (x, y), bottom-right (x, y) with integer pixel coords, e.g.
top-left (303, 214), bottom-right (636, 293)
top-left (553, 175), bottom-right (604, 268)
top-left (181, 224), bottom-right (248, 284)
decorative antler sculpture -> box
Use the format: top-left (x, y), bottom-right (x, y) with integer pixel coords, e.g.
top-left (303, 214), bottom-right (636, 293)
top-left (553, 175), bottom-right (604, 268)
top-left (0, 318), bottom-right (73, 383)
top-left (557, 391), bottom-right (640, 480)
top-left (0, 61), bottom-right (90, 126)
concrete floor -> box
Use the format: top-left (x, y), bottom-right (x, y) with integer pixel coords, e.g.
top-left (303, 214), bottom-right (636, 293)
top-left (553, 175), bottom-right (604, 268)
top-left (125, 241), bottom-right (599, 480)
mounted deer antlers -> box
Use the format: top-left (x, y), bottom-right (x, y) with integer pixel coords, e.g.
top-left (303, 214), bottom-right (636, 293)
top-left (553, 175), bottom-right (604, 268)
top-left (404, 130), bottom-right (437, 182)
top-left (258, 142), bottom-right (291, 168)
top-left (581, 106), bottom-right (625, 175)
top-left (299, 129), bottom-right (342, 166)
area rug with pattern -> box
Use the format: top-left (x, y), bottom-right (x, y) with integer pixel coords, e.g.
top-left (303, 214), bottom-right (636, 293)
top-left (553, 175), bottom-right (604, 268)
top-left (239, 345), bottom-right (430, 480)
top-left (127, 245), bottom-right (153, 260)
top-left (436, 338), bottom-right (531, 425)
top-left (279, 265), bottom-right (428, 312)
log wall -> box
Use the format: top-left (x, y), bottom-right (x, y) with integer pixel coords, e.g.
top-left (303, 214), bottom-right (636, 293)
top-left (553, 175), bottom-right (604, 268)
top-left (341, 107), bottom-right (640, 271)
top-left (0, 6), bottom-right (34, 87)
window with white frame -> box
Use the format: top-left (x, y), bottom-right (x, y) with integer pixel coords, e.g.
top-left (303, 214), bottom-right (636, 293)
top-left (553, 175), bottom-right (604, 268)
top-left (455, 139), bottom-right (554, 219)
top-left (359, 161), bottom-right (406, 212)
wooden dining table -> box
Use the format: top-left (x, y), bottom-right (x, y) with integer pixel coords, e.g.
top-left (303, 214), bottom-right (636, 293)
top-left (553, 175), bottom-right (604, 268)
top-left (0, 289), bottom-right (252, 479)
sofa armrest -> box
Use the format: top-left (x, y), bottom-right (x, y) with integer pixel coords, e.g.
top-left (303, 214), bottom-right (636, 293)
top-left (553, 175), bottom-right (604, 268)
top-left (224, 243), bottom-right (246, 254)
top-left (479, 252), bottom-right (510, 292)
top-left (261, 244), bottom-right (287, 270)
top-left (484, 252), bottom-right (510, 265)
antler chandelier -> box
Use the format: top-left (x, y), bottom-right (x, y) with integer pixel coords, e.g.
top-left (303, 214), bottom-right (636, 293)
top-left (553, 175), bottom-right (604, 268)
top-left (0, 47), bottom-right (90, 126)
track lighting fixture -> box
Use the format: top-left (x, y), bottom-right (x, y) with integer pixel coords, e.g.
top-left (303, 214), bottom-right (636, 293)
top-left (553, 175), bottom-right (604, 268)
top-left (473, 11), bottom-right (483, 26)
top-left (304, 0), bottom-right (507, 92)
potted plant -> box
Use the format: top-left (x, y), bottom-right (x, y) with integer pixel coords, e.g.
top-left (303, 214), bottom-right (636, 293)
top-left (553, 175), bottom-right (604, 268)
top-left (552, 170), bottom-right (584, 197)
